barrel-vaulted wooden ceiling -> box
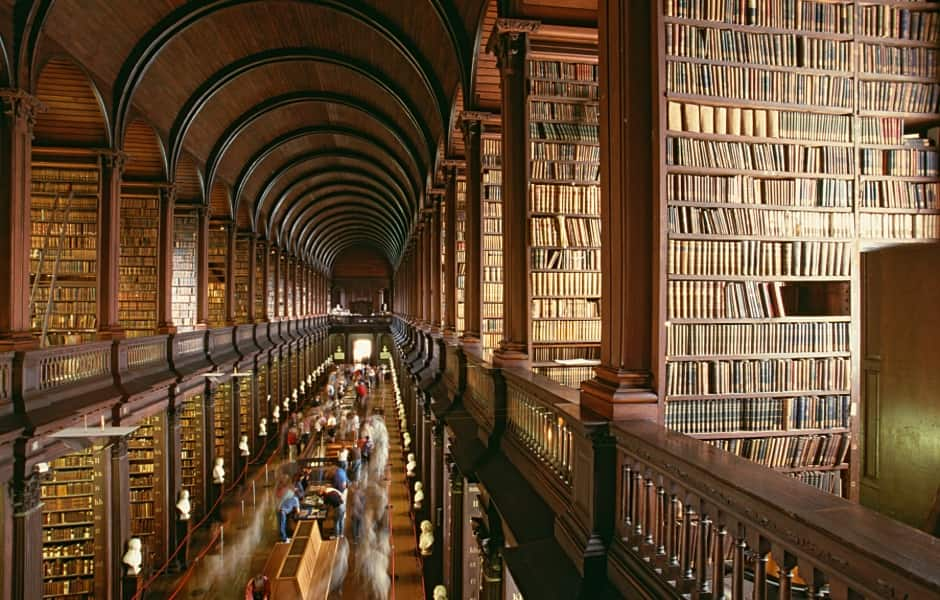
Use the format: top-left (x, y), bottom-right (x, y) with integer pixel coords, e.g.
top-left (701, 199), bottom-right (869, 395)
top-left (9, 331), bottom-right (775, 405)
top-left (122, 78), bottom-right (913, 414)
top-left (0, 0), bottom-right (499, 271)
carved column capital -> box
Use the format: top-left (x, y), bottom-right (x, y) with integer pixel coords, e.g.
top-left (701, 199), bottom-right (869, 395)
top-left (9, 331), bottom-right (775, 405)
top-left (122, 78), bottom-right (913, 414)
top-left (490, 19), bottom-right (539, 74)
top-left (101, 150), bottom-right (129, 173)
top-left (10, 473), bottom-right (42, 514)
top-left (159, 184), bottom-right (177, 205)
top-left (111, 437), bottom-right (129, 459)
top-left (0, 88), bottom-right (46, 130)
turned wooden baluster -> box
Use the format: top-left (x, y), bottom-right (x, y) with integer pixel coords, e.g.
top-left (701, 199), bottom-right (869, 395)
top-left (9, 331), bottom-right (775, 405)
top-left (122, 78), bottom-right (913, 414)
top-left (644, 478), bottom-right (655, 548)
top-left (778, 551), bottom-right (797, 600)
top-left (696, 509), bottom-right (713, 594)
top-left (667, 494), bottom-right (680, 570)
top-left (712, 524), bottom-right (727, 599)
top-left (731, 532), bottom-right (746, 600)
top-left (655, 486), bottom-right (667, 558)
top-left (633, 470), bottom-right (644, 540)
top-left (623, 466), bottom-right (633, 530)
top-left (682, 503), bottom-right (695, 581)
top-left (753, 539), bottom-right (771, 600)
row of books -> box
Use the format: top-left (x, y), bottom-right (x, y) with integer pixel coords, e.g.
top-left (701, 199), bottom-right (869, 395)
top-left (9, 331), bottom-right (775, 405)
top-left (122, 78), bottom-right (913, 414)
top-left (533, 345), bottom-right (600, 362)
top-left (483, 249), bottom-right (502, 267)
top-left (668, 205), bottom-right (856, 238)
top-left (32, 166), bottom-right (99, 184)
top-left (30, 221), bottom-right (97, 237)
top-left (532, 319), bottom-right (601, 343)
top-left (859, 212), bottom-right (940, 239)
top-left (43, 541), bottom-right (95, 558)
top-left (530, 141), bottom-right (599, 162)
top-left (530, 183), bottom-right (600, 213)
top-left (791, 470), bottom-right (843, 495)
top-left (860, 180), bottom-right (939, 210)
top-left (482, 284), bottom-right (502, 304)
top-left (529, 122), bottom-right (599, 143)
top-left (666, 23), bottom-right (852, 70)
top-left (667, 280), bottom-right (791, 319)
top-left (706, 432), bottom-right (851, 468)
top-left (529, 100), bottom-right (598, 123)
top-left (664, 0), bottom-right (854, 33)
top-left (531, 298), bottom-right (600, 319)
top-left (44, 526), bottom-right (93, 542)
top-left (668, 173), bottom-right (853, 208)
top-left (665, 394), bottom-right (852, 433)
top-left (860, 43), bottom-right (938, 79)
top-left (32, 180), bottom-right (99, 195)
top-left (668, 100), bottom-right (853, 143)
top-left (667, 136), bottom-right (855, 174)
top-left (531, 215), bottom-right (601, 248)
top-left (861, 147), bottom-right (938, 177)
top-left (531, 271), bottom-right (601, 297)
top-left (665, 357), bottom-right (851, 396)
top-left (859, 80), bottom-right (940, 114)
top-left (172, 214), bottom-right (198, 328)
top-left (529, 60), bottom-right (597, 82)
top-left (530, 161), bottom-right (599, 181)
top-left (529, 80), bottom-right (598, 100)
top-left (30, 314), bottom-right (97, 330)
top-left (30, 259), bottom-right (98, 274)
top-left (859, 5), bottom-right (940, 42)
top-left (534, 366), bottom-right (594, 390)
top-left (667, 321), bottom-right (850, 356)
top-left (667, 62), bottom-right (854, 107)
top-left (668, 239), bottom-right (853, 277)
top-left (531, 248), bottom-right (600, 271)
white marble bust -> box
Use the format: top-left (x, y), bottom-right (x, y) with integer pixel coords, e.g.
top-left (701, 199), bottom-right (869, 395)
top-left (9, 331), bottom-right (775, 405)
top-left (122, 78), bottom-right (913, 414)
top-left (272, 405), bottom-right (280, 424)
top-left (413, 481), bottom-right (424, 510)
top-left (176, 490), bottom-right (191, 521)
top-left (433, 585), bottom-right (447, 600)
top-left (122, 537), bottom-right (142, 576)
top-left (406, 453), bottom-right (417, 477)
top-left (419, 520), bottom-right (434, 556)
top-left (212, 457), bottom-right (225, 485)
top-left (258, 417), bottom-right (268, 437)
top-left (239, 434), bottom-right (250, 457)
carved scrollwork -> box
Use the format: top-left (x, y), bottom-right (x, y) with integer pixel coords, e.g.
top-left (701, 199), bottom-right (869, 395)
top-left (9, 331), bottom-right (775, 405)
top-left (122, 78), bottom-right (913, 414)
top-left (0, 89), bottom-right (46, 129)
top-left (10, 474), bottom-right (42, 514)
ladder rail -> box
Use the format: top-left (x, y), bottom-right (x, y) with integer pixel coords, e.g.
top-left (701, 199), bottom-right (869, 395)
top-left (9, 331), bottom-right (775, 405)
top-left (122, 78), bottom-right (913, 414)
top-left (40, 187), bottom-right (76, 347)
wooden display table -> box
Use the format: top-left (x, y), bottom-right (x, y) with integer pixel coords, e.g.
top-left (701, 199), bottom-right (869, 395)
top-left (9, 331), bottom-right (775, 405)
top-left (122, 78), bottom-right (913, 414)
top-left (261, 520), bottom-right (337, 600)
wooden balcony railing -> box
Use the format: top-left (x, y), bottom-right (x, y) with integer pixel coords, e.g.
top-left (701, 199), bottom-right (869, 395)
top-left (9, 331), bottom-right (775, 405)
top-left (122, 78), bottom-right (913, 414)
top-left (611, 420), bottom-right (940, 599)
top-left (175, 331), bottom-right (205, 357)
top-left (123, 336), bottom-right (168, 370)
top-left (35, 342), bottom-right (111, 391)
top-left (506, 380), bottom-right (576, 487)
top-left (0, 352), bottom-right (12, 404)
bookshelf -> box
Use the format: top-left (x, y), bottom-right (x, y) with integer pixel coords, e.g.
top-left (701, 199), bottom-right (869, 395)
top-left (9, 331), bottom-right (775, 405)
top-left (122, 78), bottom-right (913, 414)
top-left (441, 191), bottom-right (447, 329)
top-left (270, 358), bottom-right (281, 413)
top-left (172, 211), bottom-right (198, 331)
top-left (234, 236), bottom-right (250, 323)
top-left (656, 0), bottom-right (940, 497)
top-left (119, 184), bottom-right (160, 337)
top-left (278, 254), bottom-right (287, 317)
top-left (256, 362), bottom-right (268, 421)
top-left (179, 395), bottom-right (205, 518)
top-left (238, 374), bottom-right (252, 448)
top-left (41, 447), bottom-right (105, 599)
top-left (254, 242), bottom-right (266, 320)
top-left (213, 382), bottom-right (233, 469)
top-left (128, 412), bottom-right (167, 567)
top-left (482, 133), bottom-right (504, 360)
top-left (456, 177), bottom-right (467, 335)
top-left (207, 226), bottom-right (227, 328)
top-left (29, 150), bottom-right (100, 346)
top-left (526, 55), bottom-right (603, 386)
top-left (266, 250), bottom-right (276, 318)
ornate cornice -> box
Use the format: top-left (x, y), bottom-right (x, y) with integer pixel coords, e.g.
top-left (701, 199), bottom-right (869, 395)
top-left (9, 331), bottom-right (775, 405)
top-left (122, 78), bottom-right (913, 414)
top-left (0, 89), bottom-right (46, 128)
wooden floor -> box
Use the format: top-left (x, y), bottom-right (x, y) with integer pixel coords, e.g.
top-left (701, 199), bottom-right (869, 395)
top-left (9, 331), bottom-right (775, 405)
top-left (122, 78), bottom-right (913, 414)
top-left (168, 377), bottom-right (425, 600)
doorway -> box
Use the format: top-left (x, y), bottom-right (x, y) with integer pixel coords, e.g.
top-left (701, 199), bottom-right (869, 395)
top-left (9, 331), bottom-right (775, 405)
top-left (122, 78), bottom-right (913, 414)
top-left (352, 338), bottom-right (372, 364)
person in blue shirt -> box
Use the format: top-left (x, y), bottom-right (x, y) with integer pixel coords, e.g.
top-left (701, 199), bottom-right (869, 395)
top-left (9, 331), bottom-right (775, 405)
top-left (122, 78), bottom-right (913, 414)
top-left (278, 490), bottom-right (300, 543)
top-left (332, 463), bottom-right (348, 493)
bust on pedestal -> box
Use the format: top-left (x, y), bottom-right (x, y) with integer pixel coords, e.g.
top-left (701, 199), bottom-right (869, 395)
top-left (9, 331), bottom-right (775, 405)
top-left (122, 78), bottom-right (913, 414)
top-left (175, 490), bottom-right (192, 570)
top-left (122, 538), bottom-right (143, 600)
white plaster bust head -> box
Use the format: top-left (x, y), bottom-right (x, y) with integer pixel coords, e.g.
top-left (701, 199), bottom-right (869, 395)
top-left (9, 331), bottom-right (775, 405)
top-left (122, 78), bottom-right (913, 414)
top-left (212, 458), bottom-right (225, 484)
top-left (403, 432), bottom-right (411, 450)
top-left (419, 520), bottom-right (434, 556)
top-left (272, 405), bottom-right (280, 423)
top-left (259, 417), bottom-right (268, 437)
top-left (432, 585), bottom-right (447, 600)
top-left (406, 453), bottom-right (417, 477)
top-left (123, 537), bottom-right (142, 575)
top-left (239, 434), bottom-right (250, 457)
top-left (283, 396), bottom-right (291, 411)
top-left (177, 490), bottom-right (191, 521)
top-left (299, 382), bottom-right (306, 394)
top-left (413, 481), bottom-right (424, 510)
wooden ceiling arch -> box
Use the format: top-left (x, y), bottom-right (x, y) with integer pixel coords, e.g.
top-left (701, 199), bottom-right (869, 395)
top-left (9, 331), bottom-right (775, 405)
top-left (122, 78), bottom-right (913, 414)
top-left (32, 56), bottom-right (109, 148)
top-left (281, 188), bottom-right (408, 251)
top-left (234, 125), bottom-right (422, 217)
top-left (122, 118), bottom-right (166, 181)
top-left (254, 150), bottom-right (418, 232)
top-left (168, 48), bottom-right (435, 184)
top-left (323, 238), bottom-right (397, 271)
top-left (174, 153), bottom-right (205, 204)
top-left (110, 0), bottom-right (452, 148)
top-left (297, 204), bottom-right (403, 259)
top-left (203, 90), bottom-right (429, 204)
top-left (311, 224), bottom-right (399, 270)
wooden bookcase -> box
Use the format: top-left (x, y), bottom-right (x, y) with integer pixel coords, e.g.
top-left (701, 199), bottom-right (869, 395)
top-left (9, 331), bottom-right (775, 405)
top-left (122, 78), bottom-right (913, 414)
top-left (238, 375), bottom-right (252, 451)
top-left (441, 190), bottom-right (448, 329)
top-left (234, 235), bottom-right (250, 323)
top-left (29, 149), bottom-right (101, 346)
top-left (456, 177), bottom-right (467, 335)
top-left (128, 412), bottom-right (167, 568)
top-left (270, 358), bottom-right (281, 412)
top-left (213, 382), bottom-right (233, 471)
top-left (41, 447), bottom-right (106, 599)
top-left (266, 250), bottom-right (276, 319)
top-left (207, 226), bottom-right (227, 328)
top-left (256, 362), bottom-right (269, 426)
top-left (119, 183), bottom-right (160, 337)
top-left (254, 242), bottom-right (266, 320)
top-left (656, 0), bottom-right (940, 497)
top-left (179, 395), bottom-right (205, 518)
top-left (278, 254), bottom-right (287, 317)
top-left (172, 210), bottom-right (198, 331)
top-left (525, 51), bottom-right (602, 387)
top-left (482, 132), bottom-right (504, 360)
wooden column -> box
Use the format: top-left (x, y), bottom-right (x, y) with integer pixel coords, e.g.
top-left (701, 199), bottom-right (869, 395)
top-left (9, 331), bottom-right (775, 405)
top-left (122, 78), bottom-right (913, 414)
top-left (446, 460), bottom-right (464, 599)
top-left (11, 470), bottom-right (43, 600)
top-left (98, 151), bottom-right (128, 340)
top-left (0, 90), bottom-right (42, 350)
top-left (225, 221), bottom-right (236, 326)
top-left (247, 233), bottom-right (258, 323)
top-left (429, 201), bottom-right (442, 333)
top-left (460, 114), bottom-right (483, 346)
top-left (157, 186), bottom-right (177, 333)
top-left (273, 247), bottom-right (281, 320)
top-left (110, 439), bottom-right (130, 600)
top-left (196, 206), bottom-right (210, 329)
top-left (491, 21), bottom-right (538, 367)
top-left (260, 239), bottom-right (271, 322)
top-left (580, 0), bottom-right (658, 420)
top-left (443, 164), bottom-right (458, 339)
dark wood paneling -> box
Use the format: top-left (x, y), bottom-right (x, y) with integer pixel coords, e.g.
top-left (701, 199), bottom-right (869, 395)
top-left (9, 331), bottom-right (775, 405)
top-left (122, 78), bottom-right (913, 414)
top-left (473, 0), bottom-right (500, 112)
top-left (208, 180), bottom-right (230, 220)
top-left (123, 118), bottom-right (165, 180)
top-left (33, 57), bottom-right (109, 147)
top-left (174, 152), bottom-right (203, 203)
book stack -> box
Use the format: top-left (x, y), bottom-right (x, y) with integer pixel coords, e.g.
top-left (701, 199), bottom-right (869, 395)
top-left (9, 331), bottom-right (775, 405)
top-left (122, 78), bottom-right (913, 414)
top-left (128, 413), bottom-right (166, 567)
top-left (119, 185), bottom-right (160, 337)
top-left (172, 212), bottom-right (198, 331)
top-left (456, 177), bottom-right (467, 335)
top-left (482, 133), bottom-right (504, 358)
top-left (234, 236), bottom-right (251, 322)
top-left (207, 227), bottom-right (227, 327)
top-left (179, 396), bottom-right (205, 518)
